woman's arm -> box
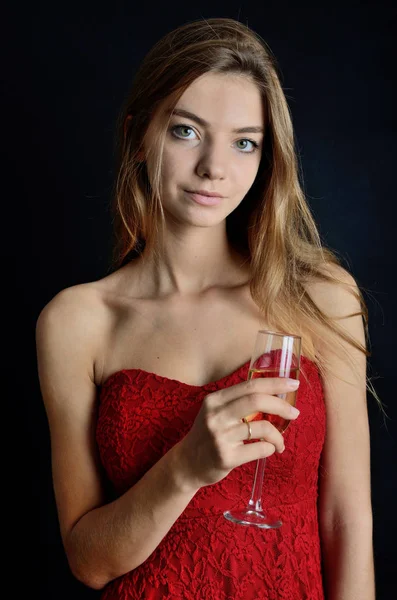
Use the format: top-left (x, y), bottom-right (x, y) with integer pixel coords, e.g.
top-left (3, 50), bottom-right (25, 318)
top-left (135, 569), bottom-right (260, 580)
top-left (35, 287), bottom-right (196, 590)
top-left (308, 266), bottom-right (375, 600)
top-left (36, 285), bottom-right (295, 591)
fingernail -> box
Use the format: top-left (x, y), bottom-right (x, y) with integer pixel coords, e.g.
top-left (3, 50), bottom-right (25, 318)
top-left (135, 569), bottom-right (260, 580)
top-left (290, 406), bottom-right (300, 417)
top-left (287, 379), bottom-right (300, 389)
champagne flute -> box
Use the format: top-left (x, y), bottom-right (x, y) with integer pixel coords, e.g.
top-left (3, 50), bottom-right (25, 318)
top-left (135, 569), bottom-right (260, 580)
top-left (223, 329), bottom-right (301, 528)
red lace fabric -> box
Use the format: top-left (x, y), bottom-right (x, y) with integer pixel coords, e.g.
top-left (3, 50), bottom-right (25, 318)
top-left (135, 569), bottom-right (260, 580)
top-left (96, 355), bottom-right (326, 599)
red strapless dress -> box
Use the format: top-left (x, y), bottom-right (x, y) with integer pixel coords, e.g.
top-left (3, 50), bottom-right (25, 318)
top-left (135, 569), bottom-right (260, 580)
top-left (96, 355), bottom-right (326, 599)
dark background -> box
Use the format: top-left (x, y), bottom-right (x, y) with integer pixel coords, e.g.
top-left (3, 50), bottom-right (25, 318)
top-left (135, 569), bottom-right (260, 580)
top-left (3, 1), bottom-right (395, 598)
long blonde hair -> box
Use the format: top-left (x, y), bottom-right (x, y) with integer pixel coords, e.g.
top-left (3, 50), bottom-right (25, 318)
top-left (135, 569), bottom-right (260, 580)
top-left (109, 17), bottom-right (381, 406)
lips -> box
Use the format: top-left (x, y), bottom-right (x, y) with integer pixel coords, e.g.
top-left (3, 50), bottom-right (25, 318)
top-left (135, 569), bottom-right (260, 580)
top-left (185, 191), bottom-right (223, 206)
top-left (188, 189), bottom-right (223, 198)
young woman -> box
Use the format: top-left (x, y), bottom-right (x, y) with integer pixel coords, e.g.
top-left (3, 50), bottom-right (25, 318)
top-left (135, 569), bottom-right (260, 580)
top-left (36, 17), bottom-right (376, 599)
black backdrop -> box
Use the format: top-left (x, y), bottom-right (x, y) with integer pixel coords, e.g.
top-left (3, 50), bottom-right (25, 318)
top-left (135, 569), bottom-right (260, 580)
top-left (3, 1), bottom-right (395, 598)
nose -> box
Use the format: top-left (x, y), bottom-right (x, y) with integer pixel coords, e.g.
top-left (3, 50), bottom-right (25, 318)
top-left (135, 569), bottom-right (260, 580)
top-left (196, 140), bottom-right (226, 180)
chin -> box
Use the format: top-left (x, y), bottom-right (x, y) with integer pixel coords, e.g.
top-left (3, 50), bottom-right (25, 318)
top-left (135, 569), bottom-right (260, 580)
top-left (165, 208), bottom-right (226, 229)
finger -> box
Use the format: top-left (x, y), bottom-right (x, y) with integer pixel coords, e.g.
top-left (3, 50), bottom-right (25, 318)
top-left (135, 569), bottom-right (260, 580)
top-left (221, 393), bottom-right (299, 425)
top-left (207, 376), bottom-right (299, 410)
top-left (226, 420), bottom-right (285, 453)
top-left (232, 439), bottom-right (278, 466)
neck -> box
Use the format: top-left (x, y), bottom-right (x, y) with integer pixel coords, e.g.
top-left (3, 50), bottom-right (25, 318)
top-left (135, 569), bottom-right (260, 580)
top-left (137, 221), bottom-right (250, 297)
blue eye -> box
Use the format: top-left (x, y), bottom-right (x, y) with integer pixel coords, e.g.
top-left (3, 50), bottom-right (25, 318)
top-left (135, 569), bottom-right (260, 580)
top-left (172, 125), bottom-right (194, 139)
top-left (170, 124), bottom-right (260, 154)
top-left (235, 139), bottom-right (260, 153)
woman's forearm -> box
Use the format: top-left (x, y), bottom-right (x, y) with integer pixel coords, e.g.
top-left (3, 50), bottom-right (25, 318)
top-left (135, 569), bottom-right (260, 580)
top-left (65, 440), bottom-right (198, 590)
top-left (320, 515), bottom-right (375, 599)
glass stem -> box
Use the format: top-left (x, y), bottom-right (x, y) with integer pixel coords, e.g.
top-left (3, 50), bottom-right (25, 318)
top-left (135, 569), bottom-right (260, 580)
top-left (247, 457), bottom-right (266, 513)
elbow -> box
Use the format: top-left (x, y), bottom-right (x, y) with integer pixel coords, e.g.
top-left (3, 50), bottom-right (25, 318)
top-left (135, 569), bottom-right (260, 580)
top-left (69, 558), bottom-right (108, 591)
top-left (65, 537), bottom-right (109, 591)
top-left (65, 538), bottom-right (141, 590)
top-left (64, 526), bottom-right (144, 589)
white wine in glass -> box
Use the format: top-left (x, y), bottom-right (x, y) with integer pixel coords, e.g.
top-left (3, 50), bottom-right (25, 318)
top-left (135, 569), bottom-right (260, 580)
top-left (224, 329), bottom-right (301, 529)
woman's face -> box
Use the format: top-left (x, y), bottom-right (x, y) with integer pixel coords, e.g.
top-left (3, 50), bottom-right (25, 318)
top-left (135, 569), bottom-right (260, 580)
top-left (145, 72), bottom-right (265, 229)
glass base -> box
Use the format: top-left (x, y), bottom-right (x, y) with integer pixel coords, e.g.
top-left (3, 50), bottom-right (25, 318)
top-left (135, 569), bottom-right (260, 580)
top-left (223, 509), bottom-right (282, 529)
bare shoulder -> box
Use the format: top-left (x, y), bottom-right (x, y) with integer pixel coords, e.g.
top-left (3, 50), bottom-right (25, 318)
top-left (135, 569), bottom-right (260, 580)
top-left (36, 263), bottom-right (144, 384)
top-left (303, 262), bottom-right (366, 373)
top-left (304, 262), bottom-right (362, 319)
top-left (36, 278), bottom-right (117, 387)
top-left (37, 281), bottom-right (107, 323)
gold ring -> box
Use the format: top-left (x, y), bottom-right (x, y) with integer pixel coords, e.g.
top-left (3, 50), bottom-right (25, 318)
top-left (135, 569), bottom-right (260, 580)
top-left (242, 417), bottom-right (252, 441)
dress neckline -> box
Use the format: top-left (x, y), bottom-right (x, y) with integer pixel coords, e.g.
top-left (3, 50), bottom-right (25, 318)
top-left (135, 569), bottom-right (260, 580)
top-left (100, 354), bottom-right (315, 390)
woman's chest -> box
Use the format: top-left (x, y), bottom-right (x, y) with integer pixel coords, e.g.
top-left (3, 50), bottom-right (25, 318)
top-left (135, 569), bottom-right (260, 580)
top-left (99, 286), bottom-right (267, 387)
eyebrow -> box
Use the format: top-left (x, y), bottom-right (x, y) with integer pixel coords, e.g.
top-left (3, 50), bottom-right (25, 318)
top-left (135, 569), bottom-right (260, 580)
top-left (169, 108), bottom-right (264, 134)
